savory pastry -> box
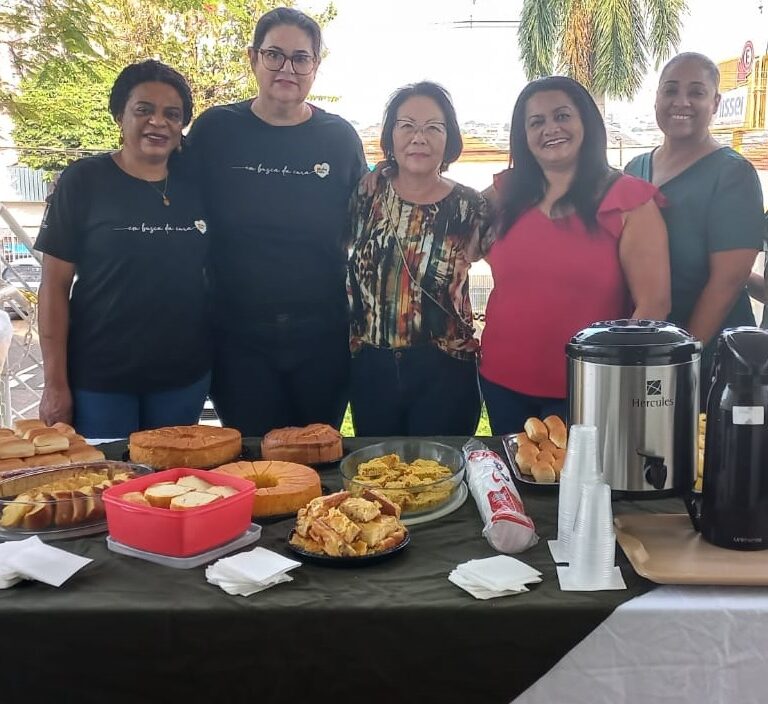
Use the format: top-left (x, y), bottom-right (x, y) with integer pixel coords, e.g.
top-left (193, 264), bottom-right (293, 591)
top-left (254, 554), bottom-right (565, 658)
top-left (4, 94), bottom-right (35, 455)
top-left (261, 423), bottom-right (343, 464)
top-left (128, 425), bottom-right (242, 469)
top-left (290, 491), bottom-right (408, 558)
top-left (349, 454), bottom-right (454, 513)
top-left (213, 460), bottom-right (321, 517)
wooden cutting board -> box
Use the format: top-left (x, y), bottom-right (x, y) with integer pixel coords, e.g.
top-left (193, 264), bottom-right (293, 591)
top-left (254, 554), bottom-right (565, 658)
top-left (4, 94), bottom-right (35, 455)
top-left (614, 513), bottom-right (768, 585)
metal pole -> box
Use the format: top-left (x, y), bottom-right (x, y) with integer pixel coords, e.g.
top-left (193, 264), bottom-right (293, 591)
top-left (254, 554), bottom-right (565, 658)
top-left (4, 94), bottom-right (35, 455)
top-left (0, 203), bottom-right (42, 264)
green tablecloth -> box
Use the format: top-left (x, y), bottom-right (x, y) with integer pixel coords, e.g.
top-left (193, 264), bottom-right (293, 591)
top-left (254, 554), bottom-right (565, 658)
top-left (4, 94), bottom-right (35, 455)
top-left (0, 437), bottom-right (681, 704)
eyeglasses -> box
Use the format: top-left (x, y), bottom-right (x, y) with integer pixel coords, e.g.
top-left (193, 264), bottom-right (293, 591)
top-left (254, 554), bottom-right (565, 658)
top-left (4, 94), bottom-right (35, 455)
top-left (258, 49), bottom-right (317, 75)
top-left (394, 119), bottom-right (447, 139)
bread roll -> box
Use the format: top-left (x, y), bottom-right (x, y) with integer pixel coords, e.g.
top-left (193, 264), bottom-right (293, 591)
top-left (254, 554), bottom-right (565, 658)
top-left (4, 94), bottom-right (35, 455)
top-left (0, 428), bottom-right (15, 438)
top-left (0, 438), bottom-right (35, 459)
top-left (23, 427), bottom-right (60, 441)
top-left (0, 458), bottom-right (26, 474)
top-left (514, 432), bottom-right (533, 446)
top-left (531, 461), bottom-right (557, 483)
top-left (536, 450), bottom-right (556, 467)
top-left (543, 415), bottom-right (567, 449)
top-left (515, 443), bottom-right (539, 475)
top-left (32, 433), bottom-right (70, 455)
top-left (524, 417), bottom-right (548, 443)
top-left (13, 419), bottom-right (46, 434)
top-left (144, 483), bottom-right (193, 508)
top-left (538, 439), bottom-right (558, 455)
top-left (170, 491), bottom-right (221, 510)
top-left (23, 453), bottom-right (70, 469)
top-left (51, 422), bottom-right (77, 438)
top-left (65, 447), bottom-right (106, 463)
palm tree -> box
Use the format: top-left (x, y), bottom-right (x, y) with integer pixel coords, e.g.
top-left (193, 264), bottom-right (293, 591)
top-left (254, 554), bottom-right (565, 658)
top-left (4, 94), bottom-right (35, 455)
top-left (518, 0), bottom-right (688, 110)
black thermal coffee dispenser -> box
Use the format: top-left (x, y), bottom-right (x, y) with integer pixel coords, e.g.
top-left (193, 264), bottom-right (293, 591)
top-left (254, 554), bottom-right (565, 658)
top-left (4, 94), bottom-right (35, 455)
top-left (686, 327), bottom-right (768, 550)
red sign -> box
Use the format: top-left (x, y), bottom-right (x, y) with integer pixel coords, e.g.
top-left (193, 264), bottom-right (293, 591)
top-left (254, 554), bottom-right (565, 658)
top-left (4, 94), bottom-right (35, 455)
top-left (737, 41), bottom-right (755, 81)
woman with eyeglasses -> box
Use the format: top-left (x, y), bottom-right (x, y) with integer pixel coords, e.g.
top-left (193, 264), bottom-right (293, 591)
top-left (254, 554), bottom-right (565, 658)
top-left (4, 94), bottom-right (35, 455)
top-left (347, 82), bottom-right (491, 436)
top-left (480, 76), bottom-right (671, 435)
top-left (35, 60), bottom-right (211, 437)
top-left (186, 7), bottom-right (367, 437)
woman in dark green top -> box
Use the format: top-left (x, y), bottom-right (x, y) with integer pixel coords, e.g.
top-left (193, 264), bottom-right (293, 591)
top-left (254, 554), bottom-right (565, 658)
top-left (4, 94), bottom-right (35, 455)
top-left (626, 52), bottom-right (764, 402)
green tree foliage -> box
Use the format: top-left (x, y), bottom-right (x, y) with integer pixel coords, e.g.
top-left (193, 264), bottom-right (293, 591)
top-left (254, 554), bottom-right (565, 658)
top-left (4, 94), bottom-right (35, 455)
top-left (2, 0), bottom-right (337, 171)
top-left (13, 69), bottom-right (118, 171)
top-left (518, 0), bottom-right (687, 104)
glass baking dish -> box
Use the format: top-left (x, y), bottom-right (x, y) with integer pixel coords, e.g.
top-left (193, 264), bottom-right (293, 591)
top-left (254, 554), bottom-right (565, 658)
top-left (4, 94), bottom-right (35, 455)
top-left (339, 440), bottom-right (465, 517)
top-left (0, 461), bottom-right (153, 540)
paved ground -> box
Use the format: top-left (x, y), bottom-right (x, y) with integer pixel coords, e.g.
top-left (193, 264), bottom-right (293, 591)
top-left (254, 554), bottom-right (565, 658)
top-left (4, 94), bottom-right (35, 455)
top-left (5, 316), bottom-right (43, 420)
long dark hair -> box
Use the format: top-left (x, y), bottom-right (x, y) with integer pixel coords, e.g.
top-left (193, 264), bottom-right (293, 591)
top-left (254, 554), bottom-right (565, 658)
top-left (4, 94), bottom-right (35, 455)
top-left (496, 76), bottom-right (616, 236)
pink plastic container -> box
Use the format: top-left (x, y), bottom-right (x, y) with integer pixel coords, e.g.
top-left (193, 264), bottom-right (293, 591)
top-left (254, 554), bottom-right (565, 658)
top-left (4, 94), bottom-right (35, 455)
top-left (103, 468), bottom-right (255, 557)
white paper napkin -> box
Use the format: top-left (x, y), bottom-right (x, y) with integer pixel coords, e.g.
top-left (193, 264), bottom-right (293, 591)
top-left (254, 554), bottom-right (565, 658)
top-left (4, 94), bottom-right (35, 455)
top-left (0, 536), bottom-right (92, 588)
top-left (206, 547), bottom-right (300, 597)
top-left (450, 555), bottom-right (542, 599)
top-left (448, 570), bottom-right (528, 600)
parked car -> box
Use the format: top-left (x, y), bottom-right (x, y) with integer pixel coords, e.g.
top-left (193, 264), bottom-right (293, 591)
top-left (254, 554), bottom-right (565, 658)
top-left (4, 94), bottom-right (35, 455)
top-left (1, 257), bottom-right (41, 317)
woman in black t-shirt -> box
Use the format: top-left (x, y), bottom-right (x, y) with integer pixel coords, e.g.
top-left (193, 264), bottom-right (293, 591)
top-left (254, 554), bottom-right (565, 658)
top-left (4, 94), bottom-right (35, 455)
top-left (186, 8), bottom-right (367, 437)
top-left (35, 60), bottom-right (211, 438)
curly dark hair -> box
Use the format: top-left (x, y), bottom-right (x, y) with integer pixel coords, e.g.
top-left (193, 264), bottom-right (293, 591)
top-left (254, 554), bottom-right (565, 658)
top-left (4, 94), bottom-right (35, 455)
top-left (380, 81), bottom-right (463, 173)
top-left (496, 75), bottom-right (616, 236)
top-left (109, 60), bottom-right (193, 126)
top-left (252, 7), bottom-right (323, 57)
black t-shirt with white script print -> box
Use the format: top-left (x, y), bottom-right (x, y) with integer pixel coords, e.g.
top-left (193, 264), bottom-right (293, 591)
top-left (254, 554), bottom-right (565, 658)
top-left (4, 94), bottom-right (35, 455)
top-left (186, 101), bottom-right (367, 335)
top-left (35, 152), bottom-right (211, 393)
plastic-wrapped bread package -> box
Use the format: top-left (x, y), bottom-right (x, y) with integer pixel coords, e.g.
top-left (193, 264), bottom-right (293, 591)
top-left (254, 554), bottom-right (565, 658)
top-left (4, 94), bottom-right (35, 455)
top-left (462, 439), bottom-right (538, 553)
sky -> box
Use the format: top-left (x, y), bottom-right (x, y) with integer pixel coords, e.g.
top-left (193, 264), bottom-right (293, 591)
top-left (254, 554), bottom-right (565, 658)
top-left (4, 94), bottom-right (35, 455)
top-left (296, 0), bottom-right (768, 127)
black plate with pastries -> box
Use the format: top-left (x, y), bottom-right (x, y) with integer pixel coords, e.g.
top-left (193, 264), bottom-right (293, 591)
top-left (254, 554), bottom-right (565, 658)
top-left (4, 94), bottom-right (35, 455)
top-left (286, 530), bottom-right (410, 566)
top-left (501, 435), bottom-right (559, 491)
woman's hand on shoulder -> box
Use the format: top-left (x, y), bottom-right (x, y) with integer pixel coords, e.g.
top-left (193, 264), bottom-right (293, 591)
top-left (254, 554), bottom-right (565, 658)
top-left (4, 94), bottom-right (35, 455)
top-left (358, 160), bottom-right (390, 197)
top-left (39, 382), bottom-right (73, 426)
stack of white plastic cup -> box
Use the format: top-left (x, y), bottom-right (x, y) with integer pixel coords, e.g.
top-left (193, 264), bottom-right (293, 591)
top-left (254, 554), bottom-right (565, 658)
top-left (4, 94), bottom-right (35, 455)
top-left (548, 425), bottom-right (602, 564)
top-left (557, 481), bottom-right (626, 590)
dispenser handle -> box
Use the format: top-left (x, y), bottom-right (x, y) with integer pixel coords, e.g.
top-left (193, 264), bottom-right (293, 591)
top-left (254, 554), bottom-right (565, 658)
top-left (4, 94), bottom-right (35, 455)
top-left (685, 490), bottom-right (701, 532)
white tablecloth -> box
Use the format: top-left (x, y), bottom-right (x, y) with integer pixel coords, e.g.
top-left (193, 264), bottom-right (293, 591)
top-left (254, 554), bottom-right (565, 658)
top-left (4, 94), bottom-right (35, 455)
top-left (513, 584), bottom-right (768, 704)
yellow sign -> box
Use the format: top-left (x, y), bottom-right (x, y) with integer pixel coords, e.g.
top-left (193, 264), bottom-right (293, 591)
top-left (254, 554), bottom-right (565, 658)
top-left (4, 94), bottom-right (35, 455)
top-left (714, 50), bottom-right (767, 131)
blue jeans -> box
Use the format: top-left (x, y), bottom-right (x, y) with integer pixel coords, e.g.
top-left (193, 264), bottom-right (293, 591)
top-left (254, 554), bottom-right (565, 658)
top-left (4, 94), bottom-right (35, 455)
top-left (72, 372), bottom-right (211, 438)
top-left (480, 375), bottom-right (566, 436)
top-left (350, 345), bottom-right (481, 436)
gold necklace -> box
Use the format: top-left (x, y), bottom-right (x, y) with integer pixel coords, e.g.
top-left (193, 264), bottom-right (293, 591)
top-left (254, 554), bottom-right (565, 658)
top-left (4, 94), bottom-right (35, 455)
top-left (146, 174), bottom-right (170, 206)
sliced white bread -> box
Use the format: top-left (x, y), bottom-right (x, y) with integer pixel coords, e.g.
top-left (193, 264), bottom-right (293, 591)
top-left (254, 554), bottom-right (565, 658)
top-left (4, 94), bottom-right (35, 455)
top-left (169, 491), bottom-right (221, 510)
top-left (176, 475), bottom-right (213, 491)
top-left (144, 483), bottom-right (192, 508)
top-left (205, 485), bottom-right (238, 499)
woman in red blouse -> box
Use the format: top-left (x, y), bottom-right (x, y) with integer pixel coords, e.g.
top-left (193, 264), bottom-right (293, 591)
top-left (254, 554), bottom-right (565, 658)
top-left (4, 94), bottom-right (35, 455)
top-left (480, 76), bottom-right (671, 435)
